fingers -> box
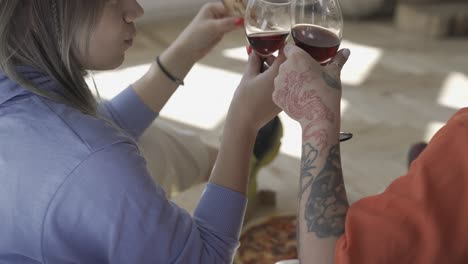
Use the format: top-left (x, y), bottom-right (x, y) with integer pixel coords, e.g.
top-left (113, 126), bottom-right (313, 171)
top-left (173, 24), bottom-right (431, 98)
top-left (246, 45), bottom-right (253, 55)
top-left (326, 49), bottom-right (351, 77)
top-left (283, 44), bottom-right (310, 60)
top-left (201, 2), bottom-right (243, 33)
top-left (276, 47), bottom-right (287, 64)
top-left (264, 43), bottom-right (286, 66)
top-left (245, 45), bottom-right (287, 78)
top-left (265, 51), bottom-right (286, 76)
top-left (245, 52), bottom-right (262, 76)
top-left (204, 2), bottom-right (229, 17)
top-left (264, 55), bottom-right (276, 67)
top-left (246, 47), bottom-right (287, 79)
top-left (214, 17), bottom-right (243, 33)
top-left (281, 44), bottom-right (320, 71)
top-left (205, 2), bottom-right (244, 21)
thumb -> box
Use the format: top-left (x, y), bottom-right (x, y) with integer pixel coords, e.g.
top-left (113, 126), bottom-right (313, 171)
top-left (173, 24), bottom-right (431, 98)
top-left (245, 52), bottom-right (262, 76)
top-left (326, 49), bottom-right (351, 77)
top-left (264, 49), bottom-right (286, 77)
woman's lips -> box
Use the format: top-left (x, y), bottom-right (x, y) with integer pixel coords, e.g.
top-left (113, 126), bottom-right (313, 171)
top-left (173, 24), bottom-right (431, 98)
top-left (124, 39), bottom-right (133, 47)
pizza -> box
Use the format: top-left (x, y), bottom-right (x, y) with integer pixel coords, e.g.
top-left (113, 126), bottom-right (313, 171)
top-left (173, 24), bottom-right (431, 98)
top-left (221, 0), bottom-right (247, 17)
top-left (235, 215), bottom-right (298, 264)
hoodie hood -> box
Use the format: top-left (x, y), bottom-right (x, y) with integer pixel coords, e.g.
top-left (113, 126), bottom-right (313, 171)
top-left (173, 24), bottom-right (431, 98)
top-left (0, 66), bottom-right (59, 105)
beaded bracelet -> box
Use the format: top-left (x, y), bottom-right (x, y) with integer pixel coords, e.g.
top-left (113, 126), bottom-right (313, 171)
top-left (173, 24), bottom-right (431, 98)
top-left (156, 56), bottom-right (184, 86)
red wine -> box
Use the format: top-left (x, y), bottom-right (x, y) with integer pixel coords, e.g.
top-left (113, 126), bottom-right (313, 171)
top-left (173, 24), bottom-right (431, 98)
top-left (247, 31), bottom-right (289, 56)
top-left (291, 24), bottom-right (340, 64)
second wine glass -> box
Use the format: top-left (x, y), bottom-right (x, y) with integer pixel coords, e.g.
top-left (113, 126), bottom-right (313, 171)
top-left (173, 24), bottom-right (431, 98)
top-left (245, 0), bottom-right (291, 58)
top-left (291, 0), bottom-right (343, 65)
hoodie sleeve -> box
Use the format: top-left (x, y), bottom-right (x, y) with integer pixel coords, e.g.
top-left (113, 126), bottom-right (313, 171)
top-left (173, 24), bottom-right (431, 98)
top-left (99, 86), bottom-right (158, 139)
top-left (42, 142), bottom-right (247, 264)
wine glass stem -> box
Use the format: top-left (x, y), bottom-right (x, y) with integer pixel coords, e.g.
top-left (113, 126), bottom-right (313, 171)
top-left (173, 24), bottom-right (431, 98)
top-left (259, 57), bottom-right (269, 73)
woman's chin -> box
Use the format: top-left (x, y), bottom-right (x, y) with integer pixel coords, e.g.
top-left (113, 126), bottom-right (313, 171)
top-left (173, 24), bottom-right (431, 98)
top-left (92, 55), bottom-right (126, 71)
top-left (111, 54), bottom-right (126, 69)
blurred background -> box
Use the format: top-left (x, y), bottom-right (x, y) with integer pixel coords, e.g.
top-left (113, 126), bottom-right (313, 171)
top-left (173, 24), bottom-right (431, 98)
top-left (89, 0), bottom-right (468, 204)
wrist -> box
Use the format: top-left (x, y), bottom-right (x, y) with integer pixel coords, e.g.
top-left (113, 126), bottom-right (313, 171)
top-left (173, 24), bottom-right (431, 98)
top-left (155, 56), bottom-right (184, 86)
top-left (300, 122), bottom-right (340, 143)
top-left (153, 43), bottom-right (197, 84)
top-left (299, 117), bottom-right (340, 131)
top-left (224, 113), bottom-right (259, 139)
top-left (298, 100), bottom-right (341, 133)
top-left (171, 36), bottom-right (199, 65)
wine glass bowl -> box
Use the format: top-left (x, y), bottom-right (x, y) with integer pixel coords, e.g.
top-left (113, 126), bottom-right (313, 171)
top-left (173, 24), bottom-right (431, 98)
top-left (291, 0), bottom-right (343, 65)
top-left (245, 0), bottom-right (292, 58)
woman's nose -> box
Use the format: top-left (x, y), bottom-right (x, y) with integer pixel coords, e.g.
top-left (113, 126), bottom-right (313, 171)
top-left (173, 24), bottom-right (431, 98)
top-left (124, 1), bottom-right (144, 23)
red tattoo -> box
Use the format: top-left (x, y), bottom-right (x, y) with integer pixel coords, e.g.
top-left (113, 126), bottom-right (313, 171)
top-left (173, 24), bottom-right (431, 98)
top-left (303, 128), bottom-right (328, 152)
top-left (275, 70), bottom-right (336, 152)
top-left (279, 70), bottom-right (334, 124)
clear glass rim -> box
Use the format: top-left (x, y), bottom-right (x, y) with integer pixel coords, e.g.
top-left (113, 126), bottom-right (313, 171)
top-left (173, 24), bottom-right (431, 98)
top-left (253, 0), bottom-right (292, 6)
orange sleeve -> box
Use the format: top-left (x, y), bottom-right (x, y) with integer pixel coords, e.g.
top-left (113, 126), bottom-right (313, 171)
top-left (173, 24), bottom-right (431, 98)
top-left (335, 108), bottom-right (468, 264)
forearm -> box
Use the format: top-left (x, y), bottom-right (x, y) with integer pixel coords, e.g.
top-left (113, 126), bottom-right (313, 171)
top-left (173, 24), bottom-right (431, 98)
top-left (131, 1), bottom-right (240, 113)
top-left (131, 40), bottom-right (196, 113)
top-left (298, 126), bottom-right (349, 263)
top-left (208, 114), bottom-right (257, 196)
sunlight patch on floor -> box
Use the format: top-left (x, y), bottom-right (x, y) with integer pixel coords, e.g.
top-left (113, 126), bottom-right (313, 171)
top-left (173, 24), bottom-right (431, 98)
top-left (437, 72), bottom-right (468, 110)
top-left (222, 46), bottom-right (249, 62)
top-left (159, 64), bottom-right (241, 130)
top-left (424, 121), bottom-right (445, 142)
top-left (87, 63), bottom-right (241, 130)
top-left (340, 40), bottom-right (382, 86)
top-left (87, 64), bottom-right (152, 99)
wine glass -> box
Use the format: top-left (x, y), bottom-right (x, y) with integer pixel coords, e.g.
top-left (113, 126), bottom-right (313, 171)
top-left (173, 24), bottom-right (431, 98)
top-left (291, 0), bottom-right (343, 65)
top-left (291, 0), bottom-right (352, 142)
top-left (244, 0), bottom-right (293, 148)
top-left (245, 0), bottom-right (291, 59)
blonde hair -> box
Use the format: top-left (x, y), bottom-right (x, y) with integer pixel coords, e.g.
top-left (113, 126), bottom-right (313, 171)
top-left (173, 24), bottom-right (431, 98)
top-left (0, 0), bottom-right (109, 116)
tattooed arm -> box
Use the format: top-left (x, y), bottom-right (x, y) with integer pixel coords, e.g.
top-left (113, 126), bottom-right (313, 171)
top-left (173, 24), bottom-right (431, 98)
top-left (298, 138), bottom-right (348, 262)
top-left (273, 45), bottom-right (350, 263)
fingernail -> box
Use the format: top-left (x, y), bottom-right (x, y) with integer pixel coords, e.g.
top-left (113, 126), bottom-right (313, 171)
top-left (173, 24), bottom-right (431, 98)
top-left (246, 45), bottom-right (252, 55)
top-left (342, 49), bottom-right (351, 59)
top-left (234, 17), bottom-right (244, 26)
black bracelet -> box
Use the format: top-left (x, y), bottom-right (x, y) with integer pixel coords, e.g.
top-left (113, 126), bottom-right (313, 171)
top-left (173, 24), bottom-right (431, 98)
top-left (156, 56), bottom-right (184, 86)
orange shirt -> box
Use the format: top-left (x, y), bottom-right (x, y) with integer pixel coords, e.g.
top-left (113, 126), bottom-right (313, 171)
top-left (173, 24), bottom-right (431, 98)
top-left (335, 108), bottom-right (468, 263)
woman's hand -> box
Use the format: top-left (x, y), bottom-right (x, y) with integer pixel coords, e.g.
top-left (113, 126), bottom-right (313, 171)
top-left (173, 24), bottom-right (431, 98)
top-left (210, 52), bottom-right (284, 195)
top-left (174, 2), bottom-right (243, 63)
top-left (226, 52), bottom-right (285, 133)
top-left (273, 45), bottom-right (350, 130)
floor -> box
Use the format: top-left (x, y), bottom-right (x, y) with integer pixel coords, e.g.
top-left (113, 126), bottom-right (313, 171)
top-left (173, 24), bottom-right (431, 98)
top-left (92, 14), bottom-right (468, 205)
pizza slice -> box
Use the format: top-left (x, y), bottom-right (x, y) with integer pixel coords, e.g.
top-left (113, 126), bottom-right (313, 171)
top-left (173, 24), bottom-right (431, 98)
top-left (235, 215), bottom-right (298, 264)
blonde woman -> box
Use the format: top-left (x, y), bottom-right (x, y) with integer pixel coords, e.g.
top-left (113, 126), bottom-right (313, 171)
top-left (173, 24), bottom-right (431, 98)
top-left (0, 0), bottom-right (283, 263)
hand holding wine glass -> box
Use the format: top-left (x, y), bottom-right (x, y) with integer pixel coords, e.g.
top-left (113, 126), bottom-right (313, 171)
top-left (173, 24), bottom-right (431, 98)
top-left (245, 0), bottom-right (291, 58)
top-left (272, 44), bottom-right (350, 145)
top-left (174, 2), bottom-right (244, 63)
